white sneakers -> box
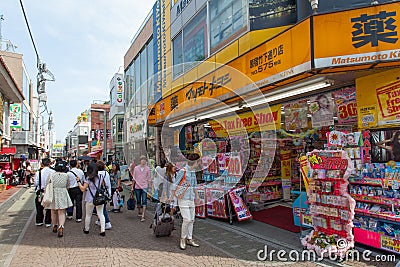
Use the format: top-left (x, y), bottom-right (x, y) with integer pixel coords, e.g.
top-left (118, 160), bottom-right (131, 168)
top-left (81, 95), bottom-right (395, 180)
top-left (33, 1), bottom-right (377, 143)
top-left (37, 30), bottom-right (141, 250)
top-left (95, 220), bottom-right (112, 230)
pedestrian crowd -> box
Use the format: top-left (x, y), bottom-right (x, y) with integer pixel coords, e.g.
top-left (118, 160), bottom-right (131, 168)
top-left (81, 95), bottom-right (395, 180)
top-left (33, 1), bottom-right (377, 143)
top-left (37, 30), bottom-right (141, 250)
top-left (33, 153), bottom-right (202, 250)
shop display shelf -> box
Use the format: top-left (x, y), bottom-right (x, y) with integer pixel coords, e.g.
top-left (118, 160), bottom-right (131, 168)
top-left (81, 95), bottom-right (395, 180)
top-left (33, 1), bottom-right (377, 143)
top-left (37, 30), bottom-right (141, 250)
top-left (354, 209), bottom-right (400, 223)
top-left (308, 201), bottom-right (347, 208)
top-left (351, 194), bottom-right (400, 207)
top-left (354, 227), bottom-right (400, 254)
top-left (260, 181), bottom-right (282, 186)
top-left (349, 181), bottom-right (383, 186)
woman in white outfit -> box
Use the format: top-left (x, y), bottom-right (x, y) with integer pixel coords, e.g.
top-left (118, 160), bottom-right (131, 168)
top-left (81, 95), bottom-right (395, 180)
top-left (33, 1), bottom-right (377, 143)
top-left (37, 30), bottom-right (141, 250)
top-left (45, 161), bottom-right (72, 238)
top-left (77, 162), bottom-right (106, 236)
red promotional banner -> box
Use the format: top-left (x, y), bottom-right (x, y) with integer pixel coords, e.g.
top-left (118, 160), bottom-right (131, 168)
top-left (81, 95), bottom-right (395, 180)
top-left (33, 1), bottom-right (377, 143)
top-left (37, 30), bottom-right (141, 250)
top-left (195, 188), bottom-right (206, 218)
top-left (334, 87), bottom-right (358, 125)
top-left (228, 187), bottom-right (252, 221)
top-left (228, 155), bottom-right (242, 177)
top-left (206, 188), bottom-right (228, 219)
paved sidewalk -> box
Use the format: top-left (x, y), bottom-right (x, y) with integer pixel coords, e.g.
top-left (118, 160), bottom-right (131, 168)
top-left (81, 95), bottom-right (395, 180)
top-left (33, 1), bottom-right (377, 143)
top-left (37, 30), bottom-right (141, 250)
top-left (0, 189), bottom-right (397, 267)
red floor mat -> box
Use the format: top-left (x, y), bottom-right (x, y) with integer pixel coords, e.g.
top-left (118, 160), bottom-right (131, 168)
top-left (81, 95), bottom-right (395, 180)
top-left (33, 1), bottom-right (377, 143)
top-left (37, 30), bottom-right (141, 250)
top-left (251, 205), bottom-right (300, 233)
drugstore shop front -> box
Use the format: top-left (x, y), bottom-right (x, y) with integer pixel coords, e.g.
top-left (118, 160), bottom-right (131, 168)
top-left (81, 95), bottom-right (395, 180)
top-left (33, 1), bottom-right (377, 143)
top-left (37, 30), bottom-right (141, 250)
top-left (152, 1), bottom-right (400, 254)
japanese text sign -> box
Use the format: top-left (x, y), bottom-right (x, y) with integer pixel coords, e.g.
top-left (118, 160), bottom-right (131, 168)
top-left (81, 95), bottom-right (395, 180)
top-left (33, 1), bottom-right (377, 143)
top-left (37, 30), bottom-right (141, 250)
top-left (314, 2), bottom-right (400, 69)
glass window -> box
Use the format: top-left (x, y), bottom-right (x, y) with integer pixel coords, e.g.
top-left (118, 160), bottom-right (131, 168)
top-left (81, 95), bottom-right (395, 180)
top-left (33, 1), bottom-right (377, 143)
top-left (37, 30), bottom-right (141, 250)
top-left (173, 32), bottom-right (183, 79)
top-left (135, 56), bottom-right (141, 92)
top-left (183, 8), bottom-right (207, 64)
top-left (141, 84), bottom-right (147, 111)
top-left (210, 0), bottom-right (247, 51)
top-left (22, 104), bottom-right (30, 131)
top-left (140, 46), bottom-right (147, 88)
top-left (135, 87), bottom-right (141, 114)
top-left (147, 39), bottom-right (155, 104)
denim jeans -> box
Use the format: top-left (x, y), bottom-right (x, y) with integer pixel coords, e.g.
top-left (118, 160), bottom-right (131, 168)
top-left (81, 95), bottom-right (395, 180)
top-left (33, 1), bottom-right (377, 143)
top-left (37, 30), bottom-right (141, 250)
top-left (134, 188), bottom-right (148, 207)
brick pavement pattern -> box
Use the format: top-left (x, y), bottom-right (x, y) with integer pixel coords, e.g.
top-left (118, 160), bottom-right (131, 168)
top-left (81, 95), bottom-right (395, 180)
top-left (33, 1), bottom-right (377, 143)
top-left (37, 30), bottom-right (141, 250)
top-left (1, 188), bottom-right (397, 267)
top-left (6, 199), bottom-right (319, 267)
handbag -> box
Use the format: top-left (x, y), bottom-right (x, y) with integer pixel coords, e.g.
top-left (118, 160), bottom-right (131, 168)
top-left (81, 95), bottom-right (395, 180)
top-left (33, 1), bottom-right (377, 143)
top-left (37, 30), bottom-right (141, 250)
top-left (36, 168), bottom-right (43, 202)
top-left (127, 191), bottom-right (136, 210)
top-left (174, 169), bottom-right (191, 199)
top-left (41, 174), bottom-right (53, 207)
top-left (88, 175), bottom-right (109, 206)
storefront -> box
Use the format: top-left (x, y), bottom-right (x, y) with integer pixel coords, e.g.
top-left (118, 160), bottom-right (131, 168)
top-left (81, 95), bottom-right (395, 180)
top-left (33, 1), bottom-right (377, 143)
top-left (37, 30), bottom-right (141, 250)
top-left (150, 2), bottom-right (400, 255)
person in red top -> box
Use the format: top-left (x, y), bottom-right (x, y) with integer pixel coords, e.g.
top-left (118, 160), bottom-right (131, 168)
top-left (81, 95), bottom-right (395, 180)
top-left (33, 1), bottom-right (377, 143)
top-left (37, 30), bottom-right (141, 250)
top-left (131, 156), bottom-right (151, 222)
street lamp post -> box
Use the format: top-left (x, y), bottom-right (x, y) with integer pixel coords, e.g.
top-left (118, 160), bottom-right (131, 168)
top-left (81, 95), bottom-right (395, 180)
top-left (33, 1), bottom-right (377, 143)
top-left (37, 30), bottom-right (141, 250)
top-left (91, 108), bottom-right (107, 160)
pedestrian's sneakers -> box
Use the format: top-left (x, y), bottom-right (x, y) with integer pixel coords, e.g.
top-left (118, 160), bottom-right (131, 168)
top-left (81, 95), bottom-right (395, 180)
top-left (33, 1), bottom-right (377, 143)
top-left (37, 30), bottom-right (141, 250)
top-left (35, 222), bottom-right (43, 226)
top-left (95, 220), bottom-right (100, 226)
top-left (66, 215), bottom-right (73, 220)
top-left (180, 238), bottom-right (186, 250)
top-left (76, 219), bottom-right (82, 223)
top-left (105, 222), bottom-right (112, 230)
top-left (186, 239), bottom-right (200, 247)
top-left (45, 224), bottom-right (52, 228)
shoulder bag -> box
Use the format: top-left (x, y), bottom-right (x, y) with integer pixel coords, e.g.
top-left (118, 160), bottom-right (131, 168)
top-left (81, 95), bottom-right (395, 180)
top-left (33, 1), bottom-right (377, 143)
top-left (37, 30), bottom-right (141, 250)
top-left (127, 191), bottom-right (136, 210)
top-left (174, 169), bottom-right (191, 199)
top-left (41, 173), bottom-right (53, 207)
top-left (88, 175), bottom-right (110, 206)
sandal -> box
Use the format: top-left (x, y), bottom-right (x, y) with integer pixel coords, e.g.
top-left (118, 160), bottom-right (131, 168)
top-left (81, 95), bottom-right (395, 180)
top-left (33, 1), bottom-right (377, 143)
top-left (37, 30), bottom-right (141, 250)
top-left (57, 226), bottom-right (64, 238)
top-left (141, 217), bottom-right (146, 222)
top-left (52, 225), bottom-right (58, 233)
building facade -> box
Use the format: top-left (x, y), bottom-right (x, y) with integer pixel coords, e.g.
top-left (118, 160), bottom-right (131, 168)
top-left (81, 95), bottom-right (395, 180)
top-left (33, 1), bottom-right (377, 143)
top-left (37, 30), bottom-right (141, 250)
top-left (109, 73), bottom-right (125, 162)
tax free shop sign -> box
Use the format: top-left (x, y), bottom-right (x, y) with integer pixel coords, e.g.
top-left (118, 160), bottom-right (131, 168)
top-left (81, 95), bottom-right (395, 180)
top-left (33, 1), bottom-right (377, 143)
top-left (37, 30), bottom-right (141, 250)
top-left (209, 105), bottom-right (281, 137)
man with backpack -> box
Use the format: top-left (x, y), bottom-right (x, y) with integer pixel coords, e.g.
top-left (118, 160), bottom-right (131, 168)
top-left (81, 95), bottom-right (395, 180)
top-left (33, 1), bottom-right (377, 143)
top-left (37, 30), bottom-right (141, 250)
top-left (66, 160), bottom-right (85, 222)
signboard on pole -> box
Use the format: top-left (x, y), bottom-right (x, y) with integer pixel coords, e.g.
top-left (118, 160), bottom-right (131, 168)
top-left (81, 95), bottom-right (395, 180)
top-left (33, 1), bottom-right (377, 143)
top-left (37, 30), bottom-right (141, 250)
top-left (10, 104), bottom-right (22, 129)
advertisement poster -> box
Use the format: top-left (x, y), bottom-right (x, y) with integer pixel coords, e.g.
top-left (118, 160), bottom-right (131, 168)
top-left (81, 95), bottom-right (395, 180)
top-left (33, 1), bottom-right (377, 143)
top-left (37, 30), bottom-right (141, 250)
top-left (185, 126), bottom-right (192, 142)
top-left (195, 188), bottom-right (206, 218)
top-left (206, 188), bottom-right (228, 219)
top-left (249, 0), bottom-right (297, 30)
top-left (228, 154), bottom-right (242, 177)
top-left (309, 92), bottom-right (334, 128)
top-left (376, 80), bottom-right (400, 126)
top-left (228, 187), bottom-right (252, 221)
top-left (284, 100), bottom-right (308, 130)
top-left (358, 105), bottom-right (377, 128)
top-left (334, 87), bottom-right (357, 124)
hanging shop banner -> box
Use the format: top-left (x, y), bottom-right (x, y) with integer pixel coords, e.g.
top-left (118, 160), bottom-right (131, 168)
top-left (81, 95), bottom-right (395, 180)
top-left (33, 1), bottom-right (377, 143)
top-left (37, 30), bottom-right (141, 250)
top-left (114, 74), bottom-right (124, 107)
top-left (334, 87), bottom-right (358, 125)
top-left (126, 111), bottom-right (147, 142)
top-left (313, 2), bottom-right (400, 69)
top-left (206, 188), bottom-right (228, 219)
top-left (299, 155), bottom-right (309, 192)
top-left (208, 105), bottom-right (281, 137)
top-left (356, 68), bottom-right (400, 129)
top-left (227, 154), bottom-right (242, 177)
top-left (9, 103), bottom-right (22, 129)
top-left (309, 93), bottom-right (334, 128)
top-left (284, 100), bottom-right (308, 130)
top-left (195, 188), bottom-right (206, 218)
top-left (228, 187), bottom-right (252, 222)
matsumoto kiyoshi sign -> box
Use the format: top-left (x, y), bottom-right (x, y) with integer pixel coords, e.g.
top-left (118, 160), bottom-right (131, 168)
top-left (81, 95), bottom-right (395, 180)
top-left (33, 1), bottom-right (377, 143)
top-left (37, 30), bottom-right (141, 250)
top-left (314, 2), bottom-right (399, 68)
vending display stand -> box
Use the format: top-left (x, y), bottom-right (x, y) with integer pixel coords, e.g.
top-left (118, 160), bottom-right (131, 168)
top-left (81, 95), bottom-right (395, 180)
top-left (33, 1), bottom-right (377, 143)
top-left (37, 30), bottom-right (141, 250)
top-left (301, 150), bottom-right (356, 258)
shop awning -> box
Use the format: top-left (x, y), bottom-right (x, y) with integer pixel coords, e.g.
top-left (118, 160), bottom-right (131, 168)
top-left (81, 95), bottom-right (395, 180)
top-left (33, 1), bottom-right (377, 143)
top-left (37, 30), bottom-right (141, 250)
top-left (88, 149), bottom-right (102, 157)
top-left (0, 147), bottom-right (16, 155)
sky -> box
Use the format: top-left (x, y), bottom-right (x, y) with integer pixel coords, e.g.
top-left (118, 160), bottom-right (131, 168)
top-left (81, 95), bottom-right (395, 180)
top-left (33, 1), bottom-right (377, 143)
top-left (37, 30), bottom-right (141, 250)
top-left (1, 0), bottom-right (155, 141)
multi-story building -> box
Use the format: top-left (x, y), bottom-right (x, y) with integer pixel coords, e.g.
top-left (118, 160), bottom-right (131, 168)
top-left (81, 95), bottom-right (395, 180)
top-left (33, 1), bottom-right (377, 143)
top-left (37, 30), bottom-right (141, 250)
top-left (109, 73), bottom-right (125, 162)
top-left (65, 111), bottom-right (89, 158)
top-left (0, 51), bottom-right (40, 160)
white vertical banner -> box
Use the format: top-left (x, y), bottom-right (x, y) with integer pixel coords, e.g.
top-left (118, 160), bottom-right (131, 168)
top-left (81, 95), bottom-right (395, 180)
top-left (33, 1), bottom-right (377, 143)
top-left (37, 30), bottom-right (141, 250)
top-left (9, 103), bottom-right (22, 129)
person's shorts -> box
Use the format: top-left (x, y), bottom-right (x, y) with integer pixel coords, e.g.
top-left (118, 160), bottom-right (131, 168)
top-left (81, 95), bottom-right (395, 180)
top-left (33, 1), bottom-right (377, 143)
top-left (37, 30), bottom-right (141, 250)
top-left (134, 188), bottom-right (148, 207)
